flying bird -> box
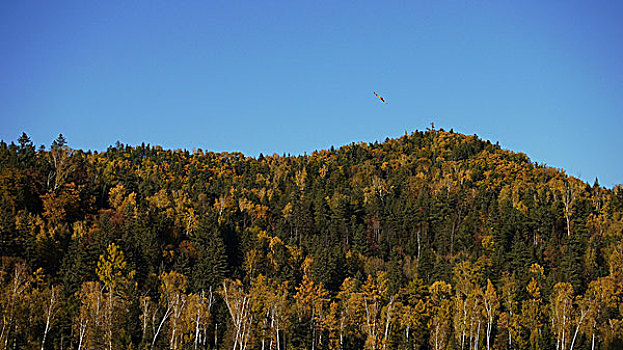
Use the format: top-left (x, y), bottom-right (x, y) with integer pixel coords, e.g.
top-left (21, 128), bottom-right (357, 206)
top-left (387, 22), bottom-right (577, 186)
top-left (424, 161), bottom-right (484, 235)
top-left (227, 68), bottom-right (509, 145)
top-left (374, 92), bottom-right (387, 103)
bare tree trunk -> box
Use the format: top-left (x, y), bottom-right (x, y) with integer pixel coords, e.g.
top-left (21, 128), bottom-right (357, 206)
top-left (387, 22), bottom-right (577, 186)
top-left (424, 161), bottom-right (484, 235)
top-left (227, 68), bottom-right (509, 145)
top-left (468, 314), bottom-right (474, 350)
top-left (41, 314), bottom-right (51, 350)
top-left (417, 227), bottom-right (421, 259)
top-left (382, 297), bottom-right (394, 350)
top-left (486, 318), bottom-right (492, 350)
top-left (508, 309), bottom-right (513, 348)
top-left (77, 319), bottom-right (87, 350)
top-left (151, 307), bottom-right (171, 350)
top-left (194, 309), bottom-right (201, 350)
top-left (562, 307), bottom-right (567, 350)
top-left (437, 323), bottom-right (442, 350)
top-left (3, 265), bottom-right (26, 349)
top-left (215, 323), bottom-right (219, 350)
top-left (569, 308), bottom-right (586, 350)
top-left (40, 288), bottom-right (54, 350)
top-left (460, 297), bottom-right (468, 350)
top-left (141, 298), bottom-right (150, 343)
top-left (107, 292), bottom-right (113, 350)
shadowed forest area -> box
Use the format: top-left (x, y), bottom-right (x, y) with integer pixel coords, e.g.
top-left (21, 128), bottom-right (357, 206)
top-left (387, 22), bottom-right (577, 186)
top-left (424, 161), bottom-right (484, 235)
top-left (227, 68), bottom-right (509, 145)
top-left (0, 129), bottom-right (622, 350)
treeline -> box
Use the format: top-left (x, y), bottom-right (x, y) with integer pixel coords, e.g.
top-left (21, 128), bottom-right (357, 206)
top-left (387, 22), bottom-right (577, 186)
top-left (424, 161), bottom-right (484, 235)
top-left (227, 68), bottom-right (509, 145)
top-left (0, 130), bottom-right (622, 350)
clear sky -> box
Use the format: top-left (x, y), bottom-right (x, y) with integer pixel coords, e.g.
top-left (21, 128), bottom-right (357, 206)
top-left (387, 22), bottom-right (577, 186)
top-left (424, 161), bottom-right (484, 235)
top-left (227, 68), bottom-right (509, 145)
top-left (1, 1), bottom-right (622, 187)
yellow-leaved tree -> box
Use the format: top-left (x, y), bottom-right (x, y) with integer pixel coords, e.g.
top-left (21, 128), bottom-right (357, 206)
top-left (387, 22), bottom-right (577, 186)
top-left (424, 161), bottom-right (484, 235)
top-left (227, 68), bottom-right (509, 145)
top-left (550, 282), bottom-right (574, 350)
top-left (482, 279), bottom-right (499, 350)
top-left (96, 243), bottom-right (136, 350)
top-left (294, 274), bottom-right (329, 350)
top-left (427, 280), bottom-right (453, 350)
top-left (521, 264), bottom-right (545, 350)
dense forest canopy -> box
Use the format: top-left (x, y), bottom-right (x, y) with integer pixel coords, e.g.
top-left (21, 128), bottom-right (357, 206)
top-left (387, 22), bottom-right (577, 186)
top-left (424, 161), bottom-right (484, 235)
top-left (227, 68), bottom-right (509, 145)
top-left (0, 129), bottom-right (622, 350)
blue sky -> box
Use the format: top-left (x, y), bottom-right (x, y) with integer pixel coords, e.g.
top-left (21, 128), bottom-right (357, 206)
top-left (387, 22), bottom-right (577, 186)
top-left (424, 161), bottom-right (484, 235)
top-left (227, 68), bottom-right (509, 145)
top-left (1, 1), bottom-right (622, 187)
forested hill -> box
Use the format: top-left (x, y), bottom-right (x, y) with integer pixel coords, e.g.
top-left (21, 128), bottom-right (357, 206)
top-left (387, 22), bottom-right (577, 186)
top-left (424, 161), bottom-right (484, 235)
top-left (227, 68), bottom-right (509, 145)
top-left (1, 129), bottom-right (622, 350)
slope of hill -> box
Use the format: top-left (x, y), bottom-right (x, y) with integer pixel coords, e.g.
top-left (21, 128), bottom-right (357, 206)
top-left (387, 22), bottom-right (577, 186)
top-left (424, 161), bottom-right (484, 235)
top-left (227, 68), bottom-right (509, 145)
top-left (1, 129), bottom-right (621, 349)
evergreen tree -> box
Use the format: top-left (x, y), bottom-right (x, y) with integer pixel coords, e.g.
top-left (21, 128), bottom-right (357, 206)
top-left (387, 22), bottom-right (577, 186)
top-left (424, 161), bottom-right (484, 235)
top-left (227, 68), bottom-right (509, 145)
top-left (190, 215), bottom-right (228, 292)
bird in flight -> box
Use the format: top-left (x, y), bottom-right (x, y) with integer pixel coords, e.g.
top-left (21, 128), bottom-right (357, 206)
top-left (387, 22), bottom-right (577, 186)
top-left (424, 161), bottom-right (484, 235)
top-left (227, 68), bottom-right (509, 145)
top-left (374, 91), bottom-right (387, 104)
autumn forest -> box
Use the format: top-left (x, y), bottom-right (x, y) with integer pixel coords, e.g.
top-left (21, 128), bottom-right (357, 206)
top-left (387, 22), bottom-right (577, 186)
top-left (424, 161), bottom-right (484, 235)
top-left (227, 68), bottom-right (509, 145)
top-left (0, 129), bottom-right (622, 350)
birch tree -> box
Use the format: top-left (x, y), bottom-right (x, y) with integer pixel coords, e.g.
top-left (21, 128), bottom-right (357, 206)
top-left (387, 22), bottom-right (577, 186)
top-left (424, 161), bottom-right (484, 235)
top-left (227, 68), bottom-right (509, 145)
top-left (75, 281), bottom-right (106, 350)
top-left (220, 278), bottom-right (252, 350)
top-left (427, 281), bottom-right (453, 350)
top-left (96, 243), bottom-right (136, 350)
top-left (37, 283), bottom-right (62, 350)
top-left (550, 282), bottom-right (574, 350)
top-left (482, 279), bottom-right (499, 350)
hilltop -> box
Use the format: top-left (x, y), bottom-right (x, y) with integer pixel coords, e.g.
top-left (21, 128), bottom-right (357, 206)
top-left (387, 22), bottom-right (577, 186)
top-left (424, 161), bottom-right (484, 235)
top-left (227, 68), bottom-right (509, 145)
top-left (0, 129), bottom-right (621, 349)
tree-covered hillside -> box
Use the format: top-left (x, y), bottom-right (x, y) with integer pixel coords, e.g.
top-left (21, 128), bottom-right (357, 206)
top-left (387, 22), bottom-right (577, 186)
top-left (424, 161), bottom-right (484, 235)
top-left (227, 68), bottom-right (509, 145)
top-left (1, 129), bottom-right (622, 350)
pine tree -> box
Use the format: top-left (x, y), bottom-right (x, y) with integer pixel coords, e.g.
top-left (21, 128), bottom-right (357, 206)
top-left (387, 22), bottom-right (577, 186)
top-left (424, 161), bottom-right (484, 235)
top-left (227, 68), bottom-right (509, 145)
top-left (190, 215), bottom-right (228, 292)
